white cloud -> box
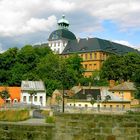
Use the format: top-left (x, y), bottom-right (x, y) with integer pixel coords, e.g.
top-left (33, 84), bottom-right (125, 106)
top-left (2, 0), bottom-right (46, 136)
top-left (0, 0), bottom-right (60, 37)
top-left (50, 0), bottom-right (75, 12)
top-left (1, 0), bottom-right (140, 37)
top-left (73, 0), bottom-right (140, 30)
top-left (0, 43), bottom-right (5, 53)
top-left (0, 15), bottom-right (57, 36)
top-left (113, 40), bottom-right (135, 47)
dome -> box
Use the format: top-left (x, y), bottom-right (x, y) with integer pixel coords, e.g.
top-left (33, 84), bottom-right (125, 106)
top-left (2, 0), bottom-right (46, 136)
top-left (48, 29), bottom-right (76, 41)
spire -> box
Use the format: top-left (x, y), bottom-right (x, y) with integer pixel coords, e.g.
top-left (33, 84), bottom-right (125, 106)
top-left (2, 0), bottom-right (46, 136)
top-left (58, 15), bottom-right (69, 30)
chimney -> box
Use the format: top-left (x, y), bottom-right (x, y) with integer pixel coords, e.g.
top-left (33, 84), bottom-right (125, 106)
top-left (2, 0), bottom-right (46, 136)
top-left (77, 37), bottom-right (80, 43)
top-left (78, 83), bottom-right (81, 88)
top-left (120, 79), bottom-right (124, 84)
top-left (89, 82), bottom-right (91, 88)
top-left (109, 80), bottom-right (115, 88)
top-left (86, 37), bottom-right (89, 40)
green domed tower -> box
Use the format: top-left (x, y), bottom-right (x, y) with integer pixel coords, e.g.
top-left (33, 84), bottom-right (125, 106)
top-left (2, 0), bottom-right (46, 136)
top-left (48, 15), bottom-right (76, 54)
top-left (58, 15), bottom-right (69, 30)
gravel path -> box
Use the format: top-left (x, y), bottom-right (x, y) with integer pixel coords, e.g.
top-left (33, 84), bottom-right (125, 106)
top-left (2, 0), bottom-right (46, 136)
top-left (0, 118), bottom-right (48, 126)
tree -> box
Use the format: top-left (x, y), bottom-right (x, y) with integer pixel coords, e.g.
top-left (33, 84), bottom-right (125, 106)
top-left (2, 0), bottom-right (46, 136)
top-left (123, 52), bottom-right (140, 81)
top-left (36, 54), bottom-right (61, 96)
top-left (56, 95), bottom-right (62, 106)
top-left (133, 67), bottom-right (140, 99)
top-left (0, 88), bottom-right (10, 106)
top-left (100, 53), bottom-right (140, 81)
top-left (90, 98), bottom-right (96, 108)
top-left (65, 54), bottom-right (84, 79)
top-left (100, 55), bottom-right (124, 81)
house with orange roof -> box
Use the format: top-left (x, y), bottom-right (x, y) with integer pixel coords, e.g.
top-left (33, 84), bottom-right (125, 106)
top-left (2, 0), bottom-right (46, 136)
top-left (0, 86), bottom-right (21, 106)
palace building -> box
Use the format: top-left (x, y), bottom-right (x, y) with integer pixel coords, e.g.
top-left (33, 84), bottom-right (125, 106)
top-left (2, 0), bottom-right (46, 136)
top-left (48, 15), bottom-right (138, 77)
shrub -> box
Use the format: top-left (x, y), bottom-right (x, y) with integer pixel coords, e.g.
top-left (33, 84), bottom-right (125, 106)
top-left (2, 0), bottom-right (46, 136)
top-left (126, 110), bottom-right (140, 115)
top-left (0, 109), bottom-right (30, 122)
top-left (41, 110), bottom-right (50, 117)
top-left (45, 116), bottom-right (55, 123)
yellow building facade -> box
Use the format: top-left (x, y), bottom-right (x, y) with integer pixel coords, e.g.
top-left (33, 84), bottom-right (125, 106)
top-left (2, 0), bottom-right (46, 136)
top-left (62, 51), bottom-right (109, 77)
top-left (79, 51), bottom-right (108, 77)
top-left (67, 100), bottom-right (130, 109)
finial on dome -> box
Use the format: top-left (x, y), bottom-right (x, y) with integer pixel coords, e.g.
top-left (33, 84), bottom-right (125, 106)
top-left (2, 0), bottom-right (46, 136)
top-left (62, 15), bottom-right (65, 19)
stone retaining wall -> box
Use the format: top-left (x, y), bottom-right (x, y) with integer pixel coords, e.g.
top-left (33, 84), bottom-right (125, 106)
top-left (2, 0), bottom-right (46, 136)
top-left (53, 113), bottom-right (140, 140)
top-left (0, 123), bottom-right (54, 140)
top-left (0, 113), bottom-right (140, 140)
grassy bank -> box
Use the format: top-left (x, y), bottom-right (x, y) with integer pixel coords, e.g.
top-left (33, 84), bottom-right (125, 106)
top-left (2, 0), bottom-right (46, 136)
top-left (0, 109), bottom-right (30, 122)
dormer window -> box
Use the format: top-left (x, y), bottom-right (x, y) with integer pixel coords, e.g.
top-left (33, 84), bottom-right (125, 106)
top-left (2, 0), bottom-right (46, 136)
top-left (66, 49), bottom-right (70, 52)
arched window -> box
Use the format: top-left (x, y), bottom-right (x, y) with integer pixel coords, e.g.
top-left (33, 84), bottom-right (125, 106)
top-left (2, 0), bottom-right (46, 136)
top-left (13, 99), bottom-right (18, 103)
top-left (105, 95), bottom-right (111, 101)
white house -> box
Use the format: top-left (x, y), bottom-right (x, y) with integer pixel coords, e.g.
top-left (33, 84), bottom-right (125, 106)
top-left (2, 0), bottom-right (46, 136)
top-left (21, 81), bottom-right (46, 107)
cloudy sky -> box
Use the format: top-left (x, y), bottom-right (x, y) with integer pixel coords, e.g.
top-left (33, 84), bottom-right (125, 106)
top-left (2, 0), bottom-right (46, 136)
top-left (0, 0), bottom-right (140, 52)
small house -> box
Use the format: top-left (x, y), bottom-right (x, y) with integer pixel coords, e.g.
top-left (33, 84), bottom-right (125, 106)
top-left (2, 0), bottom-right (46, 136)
top-left (21, 81), bottom-right (46, 107)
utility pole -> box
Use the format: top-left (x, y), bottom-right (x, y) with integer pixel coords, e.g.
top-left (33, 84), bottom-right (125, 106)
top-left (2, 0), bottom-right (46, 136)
top-left (62, 86), bottom-right (65, 113)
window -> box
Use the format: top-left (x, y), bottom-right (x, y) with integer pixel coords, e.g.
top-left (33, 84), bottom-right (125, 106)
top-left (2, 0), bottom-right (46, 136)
top-left (116, 105), bottom-right (119, 108)
top-left (63, 42), bottom-right (66, 46)
top-left (34, 96), bottom-right (37, 102)
top-left (103, 53), bottom-right (106, 60)
top-left (13, 99), bottom-right (18, 103)
top-left (23, 96), bottom-right (26, 102)
top-left (104, 105), bottom-right (106, 108)
top-left (100, 53), bottom-right (102, 60)
top-left (89, 64), bottom-right (92, 69)
top-left (70, 104), bottom-right (71, 106)
top-left (81, 54), bottom-right (83, 58)
top-left (85, 54), bottom-right (88, 60)
top-left (85, 104), bottom-right (88, 108)
top-left (110, 105), bottom-right (112, 108)
top-left (40, 96), bottom-right (43, 102)
top-left (85, 64), bottom-right (87, 69)
top-left (87, 94), bottom-right (92, 101)
top-left (6, 99), bottom-right (11, 103)
top-left (90, 53), bottom-right (92, 59)
top-left (57, 48), bottom-right (60, 53)
top-left (105, 95), bottom-right (111, 100)
top-left (29, 96), bottom-right (32, 102)
top-left (74, 104), bottom-right (76, 107)
top-left (79, 104), bottom-right (81, 107)
top-left (58, 42), bottom-right (60, 46)
top-left (94, 53), bottom-right (97, 60)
